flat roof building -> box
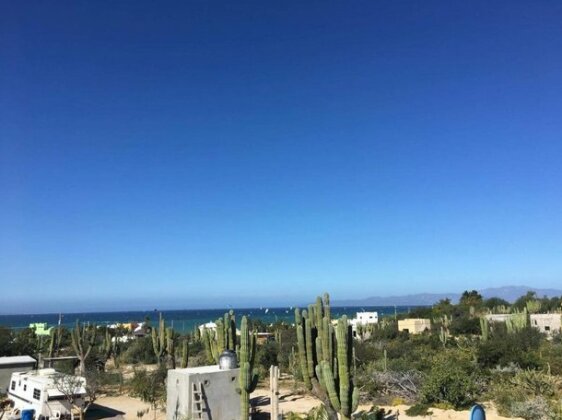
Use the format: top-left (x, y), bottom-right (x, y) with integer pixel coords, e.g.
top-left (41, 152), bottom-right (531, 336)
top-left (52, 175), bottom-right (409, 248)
top-left (398, 318), bottom-right (431, 335)
top-left (0, 356), bottom-right (36, 393)
top-left (530, 314), bottom-right (561, 336)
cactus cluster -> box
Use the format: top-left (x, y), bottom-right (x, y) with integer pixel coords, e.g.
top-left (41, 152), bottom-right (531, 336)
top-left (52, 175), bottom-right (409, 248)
top-left (181, 338), bottom-right (189, 368)
top-left (201, 310), bottom-right (237, 364)
top-left (238, 316), bottom-right (258, 420)
top-left (70, 321), bottom-right (97, 376)
top-left (48, 325), bottom-right (63, 358)
top-left (151, 313), bottom-right (176, 367)
top-left (438, 315), bottom-right (451, 347)
top-left (295, 293), bottom-right (358, 420)
top-left (102, 328), bottom-right (120, 368)
top-left (506, 308), bottom-right (529, 334)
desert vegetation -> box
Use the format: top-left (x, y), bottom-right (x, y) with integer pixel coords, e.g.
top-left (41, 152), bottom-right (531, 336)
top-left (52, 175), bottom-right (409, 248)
top-left (1, 291), bottom-right (562, 419)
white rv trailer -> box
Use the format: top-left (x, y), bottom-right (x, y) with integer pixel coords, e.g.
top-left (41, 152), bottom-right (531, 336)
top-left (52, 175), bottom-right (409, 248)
top-left (7, 369), bottom-right (86, 419)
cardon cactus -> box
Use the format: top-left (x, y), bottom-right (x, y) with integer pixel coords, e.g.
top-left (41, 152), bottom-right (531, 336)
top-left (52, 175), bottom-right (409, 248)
top-left (102, 328), bottom-right (121, 368)
top-left (316, 316), bottom-right (359, 420)
top-left (102, 329), bottom-right (113, 365)
top-left (216, 311), bottom-right (237, 353)
top-left (238, 316), bottom-right (258, 420)
top-left (166, 327), bottom-right (176, 369)
top-left (181, 339), bottom-right (189, 368)
top-left (151, 313), bottom-right (167, 366)
top-left (151, 314), bottom-right (175, 367)
top-left (201, 311), bottom-right (237, 364)
top-left (70, 320), bottom-right (97, 376)
top-left (480, 317), bottom-right (490, 341)
top-left (48, 326), bottom-right (63, 358)
top-left (202, 328), bottom-right (219, 363)
top-left (294, 293), bottom-right (358, 420)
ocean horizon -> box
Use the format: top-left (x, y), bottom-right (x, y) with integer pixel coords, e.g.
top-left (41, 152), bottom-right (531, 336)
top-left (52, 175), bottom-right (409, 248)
top-left (0, 305), bottom-right (421, 334)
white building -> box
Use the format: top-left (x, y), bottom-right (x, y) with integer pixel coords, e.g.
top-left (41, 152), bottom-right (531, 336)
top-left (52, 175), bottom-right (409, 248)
top-left (351, 312), bottom-right (378, 326)
top-left (530, 314), bottom-right (561, 335)
top-left (7, 369), bottom-right (86, 419)
top-left (198, 322), bottom-right (218, 335)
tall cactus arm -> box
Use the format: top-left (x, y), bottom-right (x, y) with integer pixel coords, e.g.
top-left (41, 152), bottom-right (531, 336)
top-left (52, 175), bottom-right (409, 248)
top-left (351, 387), bottom-right (359, 413)
top-left (336, 317), bottom-right (350, 416)
top-left (304, 316), bottom-right (314, 379)
top-left (321, 361), bottom-right (342, 412)
top-left (296, 324), bottom-right (312, 389)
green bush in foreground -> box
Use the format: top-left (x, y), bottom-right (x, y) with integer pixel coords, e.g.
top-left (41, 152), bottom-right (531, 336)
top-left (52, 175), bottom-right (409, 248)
top-left (421, 352), bottom-right (480, 409)
top-left (405, 403), bottom-right (433, 417)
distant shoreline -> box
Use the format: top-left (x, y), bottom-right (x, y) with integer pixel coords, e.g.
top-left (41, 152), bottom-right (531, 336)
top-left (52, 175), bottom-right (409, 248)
top-left (0, 305), bottom-right (422, 333)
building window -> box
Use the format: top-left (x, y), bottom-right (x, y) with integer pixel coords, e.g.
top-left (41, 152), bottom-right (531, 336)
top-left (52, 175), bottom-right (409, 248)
top-left (545, 326), bottom-right (551, 331)
top-left (24, 385), bottom-right (27, 391)
top-left (11, 381), bottom-right (15, 391)
top-left (33, 388), bottom-right (41, 400)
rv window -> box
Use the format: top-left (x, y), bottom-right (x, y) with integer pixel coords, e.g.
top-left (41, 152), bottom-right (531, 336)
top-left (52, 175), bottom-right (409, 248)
top-left (33, 388), bottom-right (41, 400)
top-left (11, 381), bottom-right (15, 391)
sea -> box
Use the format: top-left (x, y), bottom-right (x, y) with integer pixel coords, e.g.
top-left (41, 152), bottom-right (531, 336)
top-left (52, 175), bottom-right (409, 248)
top-left (0, 306), bottom-right (418, 334)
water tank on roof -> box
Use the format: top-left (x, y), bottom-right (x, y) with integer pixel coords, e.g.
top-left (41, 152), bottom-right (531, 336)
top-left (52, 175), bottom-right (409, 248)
top-left (218, 350), bottom-right (237, 370)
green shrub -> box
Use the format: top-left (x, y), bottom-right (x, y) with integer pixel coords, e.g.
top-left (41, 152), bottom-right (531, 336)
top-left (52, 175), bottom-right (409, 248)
top-left (129, 367), bottom-right (167, 412)
top-left (490, 369), bottom-right (561, 420)
top-left (353, 407), bottom-right (387, 419)
top-left (121, 336), bottom-right (157, 365)
top-left (477, 326), bottom-right (542, 369)
top-left (255, 341), bottom-right (279, 379)
top-left (405, 403), bottom-right (432, 416)
top-left (449, 317), bottom-right (480, 335)
top-left (421, 352), bottom-right (480, 409)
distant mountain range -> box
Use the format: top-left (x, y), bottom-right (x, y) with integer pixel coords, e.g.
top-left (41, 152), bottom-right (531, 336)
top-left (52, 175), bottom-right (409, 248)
top-left (332, 286), bottom-right (562, 307)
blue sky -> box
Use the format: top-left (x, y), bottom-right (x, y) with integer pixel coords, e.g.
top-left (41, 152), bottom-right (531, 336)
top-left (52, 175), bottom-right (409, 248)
top-left (1, 1), bottom-right (562, 313)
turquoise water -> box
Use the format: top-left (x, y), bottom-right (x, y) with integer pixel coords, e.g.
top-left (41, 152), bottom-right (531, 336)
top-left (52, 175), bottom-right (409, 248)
top-left (0, 306), bottom-right (417, 334)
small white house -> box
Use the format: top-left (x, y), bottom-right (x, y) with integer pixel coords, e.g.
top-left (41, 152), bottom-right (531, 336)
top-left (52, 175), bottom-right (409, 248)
top-left (352, 312), bottom-right (378, 326)
top-left (7, 369), bottom-right (86, 419)
top-left (349, 312), bottom-right (378, 338)
top-left (530, 314), bottom-right (562, 335)
top-left (198, 322), bottom-right (218, 335)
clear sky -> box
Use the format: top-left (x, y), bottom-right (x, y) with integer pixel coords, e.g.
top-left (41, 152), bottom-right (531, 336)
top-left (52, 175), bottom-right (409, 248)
top-left (1, 1), bottom-right (562, 313)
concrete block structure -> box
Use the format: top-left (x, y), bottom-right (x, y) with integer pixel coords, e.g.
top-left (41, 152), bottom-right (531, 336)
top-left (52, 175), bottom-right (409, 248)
top-left (530, 314), bottom-right (561, 335)
top-left (166, 365), bottom-right (240, 420)
top-left (398, 318), bottom-right (431, 334)
top-left (0, 356), bottom-right (36, 393)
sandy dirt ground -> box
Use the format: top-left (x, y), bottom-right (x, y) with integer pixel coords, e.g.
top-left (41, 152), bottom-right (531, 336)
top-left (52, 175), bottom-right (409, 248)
top-left (91, 388), bottom-right (521, 420)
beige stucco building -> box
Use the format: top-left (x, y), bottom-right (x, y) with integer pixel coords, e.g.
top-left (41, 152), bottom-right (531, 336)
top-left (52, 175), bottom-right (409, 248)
top-left (398, 318), bottom-right (431, 334)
